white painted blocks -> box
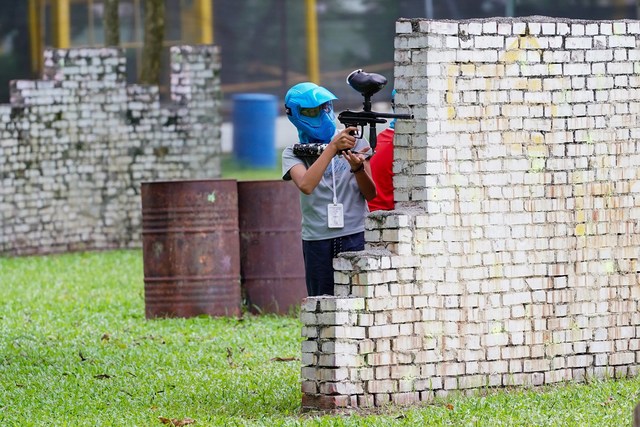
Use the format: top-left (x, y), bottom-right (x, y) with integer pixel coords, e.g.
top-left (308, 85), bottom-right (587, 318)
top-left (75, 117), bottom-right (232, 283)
top-left (302, 16), bottom-right (640, 411)
top-left (2, 46), bottom-right (222, 255)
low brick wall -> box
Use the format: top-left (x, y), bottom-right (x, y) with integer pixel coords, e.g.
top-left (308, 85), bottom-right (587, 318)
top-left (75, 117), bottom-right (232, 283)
top-left (301, 16), bottom-right (640, 410)
top-left (0, 45), bottom-right (222, 255)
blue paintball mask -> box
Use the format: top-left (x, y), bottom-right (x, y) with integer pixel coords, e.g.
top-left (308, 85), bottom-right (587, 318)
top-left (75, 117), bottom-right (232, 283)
top-left (389, 88), bottom-right (397, 129)
top-left (285, 82), bottom-right (338, 143)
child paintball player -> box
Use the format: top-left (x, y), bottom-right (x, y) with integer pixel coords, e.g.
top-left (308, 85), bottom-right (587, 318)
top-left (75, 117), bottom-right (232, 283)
top-left (281, 82), bottom-right (376, 296)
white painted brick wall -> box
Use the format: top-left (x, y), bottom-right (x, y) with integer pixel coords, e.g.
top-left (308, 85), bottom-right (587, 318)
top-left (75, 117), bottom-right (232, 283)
top-left (301, 16), bottom-right (640, 411)
top-left (1, 46), bottom-right (222, 255)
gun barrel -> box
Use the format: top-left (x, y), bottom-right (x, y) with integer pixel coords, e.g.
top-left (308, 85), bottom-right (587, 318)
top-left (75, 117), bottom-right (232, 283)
top-left (372, 111), bottom-right (413, 120)
top-left (338, 111), bottom-right (412, 121)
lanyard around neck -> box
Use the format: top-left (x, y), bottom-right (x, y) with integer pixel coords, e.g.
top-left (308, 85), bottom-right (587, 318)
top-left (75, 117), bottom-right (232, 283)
top-left (331, 157), bottom-right (337, 204)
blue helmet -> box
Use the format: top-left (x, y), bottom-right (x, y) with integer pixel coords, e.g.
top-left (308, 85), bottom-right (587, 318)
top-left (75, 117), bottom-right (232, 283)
top-left (285, 82), bottom-right (337, 143)
top-left (389, 88), bottom-right (397, 129)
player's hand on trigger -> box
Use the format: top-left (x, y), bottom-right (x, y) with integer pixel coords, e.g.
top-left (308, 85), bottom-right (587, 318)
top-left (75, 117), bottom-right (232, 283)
top-left (329, 127), bottom-right (357, 153)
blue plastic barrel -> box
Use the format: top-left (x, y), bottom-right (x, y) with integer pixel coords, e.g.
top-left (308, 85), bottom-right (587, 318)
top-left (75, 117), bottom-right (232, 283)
top-left (232, 93), bottom-right (278, 168)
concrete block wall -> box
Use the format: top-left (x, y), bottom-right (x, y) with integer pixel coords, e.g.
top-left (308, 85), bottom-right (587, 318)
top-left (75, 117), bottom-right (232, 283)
top-left (0, 45), bottom-right (222, 255)
top-left (301, 17), bottom-right (640, 410)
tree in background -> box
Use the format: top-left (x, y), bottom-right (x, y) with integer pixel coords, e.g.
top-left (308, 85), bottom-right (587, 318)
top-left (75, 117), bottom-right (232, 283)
top-left (104, 0), bottom-right (120, 46)
top-left (139, 0), bottom-right (164, 86)
top-left (0, 0), bottom-right (31, 101)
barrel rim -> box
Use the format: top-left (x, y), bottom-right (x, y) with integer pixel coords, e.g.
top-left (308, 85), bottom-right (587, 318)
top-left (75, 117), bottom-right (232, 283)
top-left (141, 178), bottom-right (238, 185)
top-left (237, 179), bottom-right (288, 185)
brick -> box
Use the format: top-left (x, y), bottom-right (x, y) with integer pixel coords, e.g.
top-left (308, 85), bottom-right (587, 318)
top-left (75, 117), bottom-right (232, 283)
top-left (319, 326), bottom-right (366, 339)
top-left (301, 381), bottom-right (317, 394)
top-left (318, 297), bottom-right (364, 312)
top-left (366, 351), bottom-right (398, 366)
top-left (301, 394), bottom-right (353, 410)
top-left (318, 353), bottom-right (362, 367)
top-left (367, 379), bottom-right (398, 394)
top-left (319, 381), bottom-right (364, 395)
top-left (321, 341), bottom-right (358, 354)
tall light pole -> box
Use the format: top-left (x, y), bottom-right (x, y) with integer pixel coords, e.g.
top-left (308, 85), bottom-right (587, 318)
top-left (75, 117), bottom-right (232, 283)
top-left (52, 0), bottom-right (70, 48)
top-left (306, 0), bottom-right (320, 84)
top-left (195, 0), bottom-right (213, 44)
top-left (28, 0), bottom-right (43, 74)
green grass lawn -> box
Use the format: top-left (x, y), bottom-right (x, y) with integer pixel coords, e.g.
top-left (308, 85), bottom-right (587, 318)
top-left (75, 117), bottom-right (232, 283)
top-left (221, 152), bottom-right (283, 181)
top-left (1, 250), bottom-right (639, 426)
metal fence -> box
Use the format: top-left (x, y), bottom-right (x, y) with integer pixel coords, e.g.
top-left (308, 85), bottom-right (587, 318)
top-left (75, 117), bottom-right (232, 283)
top-left (0, 0), bottom-right (638, 113)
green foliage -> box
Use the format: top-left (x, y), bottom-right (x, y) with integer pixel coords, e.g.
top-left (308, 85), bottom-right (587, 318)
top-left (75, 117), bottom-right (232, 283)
top-left (1, 250), bottom-right (639, 426)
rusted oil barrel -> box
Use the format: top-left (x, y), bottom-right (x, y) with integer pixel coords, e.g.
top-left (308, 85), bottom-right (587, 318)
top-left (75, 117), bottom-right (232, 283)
top-left (141, 179), bottom-right (241, 318)
top-left (237, 180), bottom-right (307, 314)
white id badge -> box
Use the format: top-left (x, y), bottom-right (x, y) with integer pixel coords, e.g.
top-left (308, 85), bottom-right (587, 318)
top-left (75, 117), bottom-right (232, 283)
top-left (327, 203), bottom-right (344, 228)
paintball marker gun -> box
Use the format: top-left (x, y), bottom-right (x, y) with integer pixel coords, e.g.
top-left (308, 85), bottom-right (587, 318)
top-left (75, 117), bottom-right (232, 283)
top-left (338, 69), bottom-right (413, 153)
top-left (292, 69), bottom-right (413, 159)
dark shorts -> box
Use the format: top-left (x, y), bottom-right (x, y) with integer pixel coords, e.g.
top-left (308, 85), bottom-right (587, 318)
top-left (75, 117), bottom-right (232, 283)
top-left (302, 231), bottom-right (365, 297)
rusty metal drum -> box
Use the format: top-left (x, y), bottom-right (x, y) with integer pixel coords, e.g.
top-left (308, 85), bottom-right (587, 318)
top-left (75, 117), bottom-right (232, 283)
top-left (237, 180), bottom-right (307, 314)
top-left (141, 179), bottom-right (241, 318)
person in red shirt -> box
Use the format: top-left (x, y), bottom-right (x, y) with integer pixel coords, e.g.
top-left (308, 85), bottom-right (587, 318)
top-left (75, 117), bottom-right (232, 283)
top-left (368, 89), bottom-right (396, 212)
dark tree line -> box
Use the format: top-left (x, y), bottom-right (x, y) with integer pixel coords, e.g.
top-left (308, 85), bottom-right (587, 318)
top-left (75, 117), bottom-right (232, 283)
top-left (104, 0), bottom-right (164, 86)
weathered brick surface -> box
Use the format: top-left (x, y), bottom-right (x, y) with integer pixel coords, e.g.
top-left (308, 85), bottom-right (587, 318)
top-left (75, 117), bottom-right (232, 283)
top-left (0, 46), bottom-right (221, 255)
top-left (301, 17), bottom-right (640, 410)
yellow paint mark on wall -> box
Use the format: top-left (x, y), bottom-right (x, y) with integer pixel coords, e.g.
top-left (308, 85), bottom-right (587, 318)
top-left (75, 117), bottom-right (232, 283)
top-left (503, 50), bottom-right (523, 64)
top-left (530, 158), bottom-right (545, 172)
top-left (591, 182), bottom-right (612, 196)
top-left (447, 64), bottom-right (460, 76)
top-left (446, 92), bottom-right (456, 103)
top-left (528, 79), bottom-right (542, 91)
top-left (490, 264), bottom-right (503, 278)
top-left (575, 223), bottom-right (586, 236)
top-left (461, 64), bottom-right (475, 75)
top-left (585, 131), bottom-right (593, 144)
top-left (510, 144), bottom-right (523, 155)
top-left (503, 133), bottom-right (514, 144)
top-left (548, 63), bottom-right (562, 75)
top-left (501, 34), bottom-right (541, 64)
top-left (507, 37), bottom-right (519, 51)
top-left (527, 145), bottom-right (547, 158)
top-left (514, 79), bottom-right (528, 90)
top-left (531, 133), bottom-right (544, 144)
top-left (478, 64), bottom-right (503, 77)
top-left (519, 35), bottom-right (541, 50)
top-left (446, 64), bottom-right (458, 120)
top-left (604, 261), bottom-right (616, 274)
